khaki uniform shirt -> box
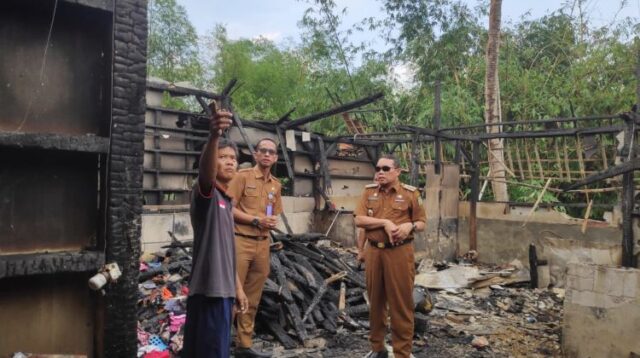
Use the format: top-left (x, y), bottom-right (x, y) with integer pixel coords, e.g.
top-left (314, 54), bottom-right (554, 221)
top-left (227, 166), bottom-right (283, 238)
top-left (354, 181), bottom-right (426, 243)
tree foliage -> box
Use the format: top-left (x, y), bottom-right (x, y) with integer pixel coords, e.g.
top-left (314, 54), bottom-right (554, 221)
top-left (146, 0), bottom-right (640, 209)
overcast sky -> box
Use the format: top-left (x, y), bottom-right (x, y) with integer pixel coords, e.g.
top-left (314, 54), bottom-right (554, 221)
top-left (179, 0), bottom-right (639, 46)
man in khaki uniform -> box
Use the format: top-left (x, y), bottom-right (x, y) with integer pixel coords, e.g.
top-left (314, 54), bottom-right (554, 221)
top-left (354, 154), bottom-right (426, 358)
top-left (227, 138), bottom-right (282, 358)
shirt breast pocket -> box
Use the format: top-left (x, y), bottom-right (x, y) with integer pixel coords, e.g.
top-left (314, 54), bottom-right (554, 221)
top-left (367, 199), bottom-right (381, 216)
top-left (392, 200), bottom-right (409, 212)
top-left (243, 187), bottom-right (260, 209)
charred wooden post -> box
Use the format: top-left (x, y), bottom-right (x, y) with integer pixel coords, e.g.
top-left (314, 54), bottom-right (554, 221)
top-left (470, 140), bottom-right (480, 252)
top-left (410, 133), bottom-right (420, 186)
top-left (622, 115), bottom-right (637, 268)
top-left (529, 243), bottom-right (539, 289)
top-left (104, 1), bottom-right (147, 355)
top-left (276, 126), bottom-right (295, 179)
top-left (434, 79), bottom-right (442, 175)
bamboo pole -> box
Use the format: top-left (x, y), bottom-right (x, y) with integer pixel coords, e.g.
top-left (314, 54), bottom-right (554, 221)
top-left (599, 134), bottom-right (608, 170)
top-left (506, 140), bottom-right (515, 177)
top-left (576, 135), bottom-right (586, 178)
top-left (514, 139), bottom-right (525, 180)
top-left (522, 178), bottom-right (552, 227)
top-left (581, 199), bottom-right (594, 234)
top-left (483, 142), bottom-right (516, 177)
top-left (524, 139), bottom-right (534, 179)
top-left (533, 139), bottom-right (545, 179)
top-left (554, 138), bottom-right (564, 179)
top-left (563, 137), bottom-right (572, 181)
top-left (458, 175), bottom-right (637, 194)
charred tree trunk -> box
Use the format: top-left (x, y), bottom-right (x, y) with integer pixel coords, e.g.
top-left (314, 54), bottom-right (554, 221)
top-left (484, 0), bottom-right (509, 201)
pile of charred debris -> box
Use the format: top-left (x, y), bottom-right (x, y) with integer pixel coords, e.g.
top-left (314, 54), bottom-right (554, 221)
top-left (137, 232), bottom-right (564, 357)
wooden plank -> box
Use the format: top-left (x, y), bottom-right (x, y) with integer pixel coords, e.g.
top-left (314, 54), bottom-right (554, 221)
top-left (0, 132), bottom-right (109, 154)
top-left (0, 251), bottom-right (105, 279)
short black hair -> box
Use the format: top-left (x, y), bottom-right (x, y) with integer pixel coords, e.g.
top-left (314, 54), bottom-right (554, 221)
top-left (379, 154), bottom-right (400, 168)
top-left (255, 137), bottom-right (278, 149)
top-left (218, 138), bottom-right (238, 157)
top-left (192, 138), bottom-right (238, 170)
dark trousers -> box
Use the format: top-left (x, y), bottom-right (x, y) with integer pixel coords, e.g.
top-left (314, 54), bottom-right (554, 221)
top-left (181, 294), bottom-right (234, 358)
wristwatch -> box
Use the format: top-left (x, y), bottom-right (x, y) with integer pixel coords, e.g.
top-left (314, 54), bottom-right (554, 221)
top-left (251, 218), bottom-right (260, 227)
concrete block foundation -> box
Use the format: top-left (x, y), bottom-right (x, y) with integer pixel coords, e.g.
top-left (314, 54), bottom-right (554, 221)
top-left (563, 263), bottom-right (640, 357)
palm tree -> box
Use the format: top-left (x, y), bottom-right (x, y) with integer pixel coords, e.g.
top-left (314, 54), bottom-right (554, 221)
top-left (484, 0), bottom-right (508, 201)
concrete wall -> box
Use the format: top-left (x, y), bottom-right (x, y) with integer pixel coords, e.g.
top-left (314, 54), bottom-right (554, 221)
top-left (458, 202), bottom-right (622, 286)
top-left (141, 197), bottom-right (316, 254)
top-left (563, 263), bottom-right (640, 357)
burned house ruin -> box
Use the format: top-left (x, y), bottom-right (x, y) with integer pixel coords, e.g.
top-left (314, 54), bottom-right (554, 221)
top-left (1, 1), bottom-right (639, 357)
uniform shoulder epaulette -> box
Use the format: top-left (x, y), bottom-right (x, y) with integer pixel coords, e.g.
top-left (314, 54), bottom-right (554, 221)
top-left (401, 183), bottom-right (417, 192)
top-left (365, 183), bottom-right (379, 189)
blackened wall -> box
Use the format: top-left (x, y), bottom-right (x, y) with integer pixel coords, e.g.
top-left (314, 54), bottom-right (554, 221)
top-left (104, 0), bottom-right (147, 356)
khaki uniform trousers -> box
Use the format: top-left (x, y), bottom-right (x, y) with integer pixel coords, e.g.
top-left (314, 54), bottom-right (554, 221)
top-left (365, 242), bottom-right (415, 358)
top-left (235, 236), bottom-right (271, 348)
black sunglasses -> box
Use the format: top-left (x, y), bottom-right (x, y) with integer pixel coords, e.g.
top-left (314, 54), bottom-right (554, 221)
top-left (375, 165), bottom-right (394, 172)
top-left (257, 148), bottom-right (277, 156)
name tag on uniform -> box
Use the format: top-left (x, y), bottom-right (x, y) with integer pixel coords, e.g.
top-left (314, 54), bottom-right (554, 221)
top-left (394, 199), bottom-right (405, 203)
top-left (247, 185), bottom-right (257, 189)
top-left (219, 201), bottom-right (227, 209)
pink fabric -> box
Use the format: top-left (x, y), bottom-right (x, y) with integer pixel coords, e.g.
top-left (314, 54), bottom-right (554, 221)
top-left (137, 326), bottom-right (150, 346)
top-left (144, 351), bottom-right (170, 358)
top-left (169, 313), bottom-right (186, 333)
top-left (140, 262), bottom-right (149, 272)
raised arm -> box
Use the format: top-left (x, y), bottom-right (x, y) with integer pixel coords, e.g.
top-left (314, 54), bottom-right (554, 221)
top-left (198, 107), bottom-right (233, 194)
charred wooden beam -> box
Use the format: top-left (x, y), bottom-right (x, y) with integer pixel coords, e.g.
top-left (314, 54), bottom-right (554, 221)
top-left (270, 253), bottom-right (294, 303)
top-left (221, 78), bottom-right (238, 98)
top-left (562, 158), bottom-right (640, 191)
top-left (147, 80), bottom-right (224, 100)
top-left (276, 107), bottom-right (297, 125)
top-left (0, 251), bottom-right (105, 279)
top-left (478, 125), bottom-right (626, 140)
top-left (273, 232), bottom-right (327, 243)
top-left (302, 271), bottom-right (346, 322)
top-left (439, 114), bottom-right (620, 132)
top-left (282, 92), bottom-right (384, 129)
top-left (397, 125), bottom-right (478, 142)
top-left (264, 319), bottom-right (297, 349)
top-left (0, 132), bottom-right (109, 154)
top-left (276, 126), bottom-right (295, 179)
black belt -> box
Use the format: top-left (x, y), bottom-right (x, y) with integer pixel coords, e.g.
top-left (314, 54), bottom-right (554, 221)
top-left (235, 233), bottom-right (269, 241)
top-left (368, 238), bottom-right (413, 249)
